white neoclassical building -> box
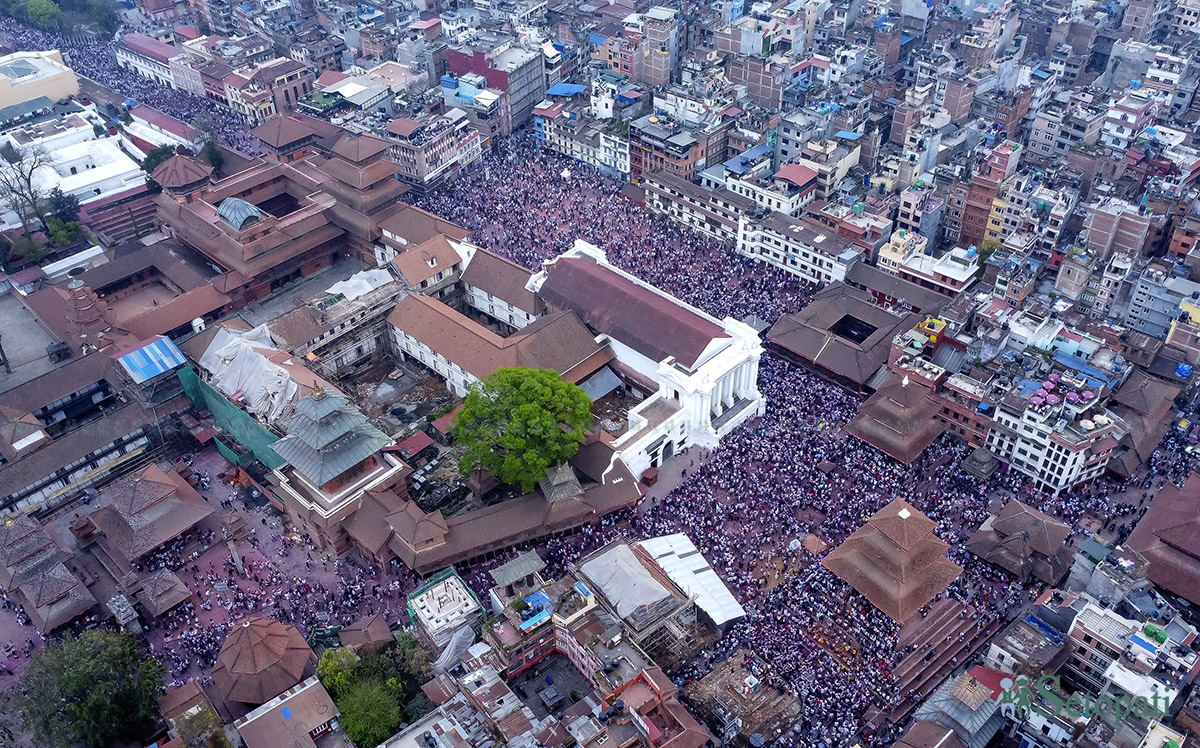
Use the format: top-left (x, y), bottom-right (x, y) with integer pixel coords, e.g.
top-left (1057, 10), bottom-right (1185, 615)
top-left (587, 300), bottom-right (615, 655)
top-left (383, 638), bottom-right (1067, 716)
top-left (529, 240), bottom-right (765, 477)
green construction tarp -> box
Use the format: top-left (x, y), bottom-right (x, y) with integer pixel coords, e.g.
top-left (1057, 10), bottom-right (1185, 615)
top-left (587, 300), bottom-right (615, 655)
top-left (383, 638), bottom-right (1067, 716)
top-left (177, 366), bottom-right (286, 470)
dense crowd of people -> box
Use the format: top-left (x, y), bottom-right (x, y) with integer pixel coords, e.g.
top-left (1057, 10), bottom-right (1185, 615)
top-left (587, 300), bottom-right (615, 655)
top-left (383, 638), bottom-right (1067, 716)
top-left (409, 138), bottom-right (1200, 746)
top-left (0, 18), bottom-right (260, 153)
top-left (413, 136), bottom-right (815, 324)
top-left (0, 27), bottom-right (1193, 743)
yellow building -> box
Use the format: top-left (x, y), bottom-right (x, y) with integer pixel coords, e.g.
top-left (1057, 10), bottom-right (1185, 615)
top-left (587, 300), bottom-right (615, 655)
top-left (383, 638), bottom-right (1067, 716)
top-left (1166, 296), bottom-right (1200, 364)
top-left (0, 50), bottom-right (79, 113)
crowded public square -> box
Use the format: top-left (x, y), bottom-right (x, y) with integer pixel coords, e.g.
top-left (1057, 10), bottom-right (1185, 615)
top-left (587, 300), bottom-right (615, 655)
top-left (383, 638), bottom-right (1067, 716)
top-left (0, 17), bottom-right (1195, 745)
top-left (0, 20), bottom-right (261, 153)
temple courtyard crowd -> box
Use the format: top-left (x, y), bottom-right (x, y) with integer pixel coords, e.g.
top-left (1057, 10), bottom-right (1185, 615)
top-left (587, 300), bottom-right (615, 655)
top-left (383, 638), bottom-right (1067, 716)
top-left (0, 19), bottom-right (261, 153)
top-left (0, 41), bottom-right (1191, 742)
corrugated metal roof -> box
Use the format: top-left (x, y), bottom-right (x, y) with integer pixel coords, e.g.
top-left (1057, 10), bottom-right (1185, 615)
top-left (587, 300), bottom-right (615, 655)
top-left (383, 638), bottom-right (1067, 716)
top-left (638, 533), bottom-right (745, 625)
top-left (117, 336), bottom-right (187, 384)
top-left (273, 391), bottom-right (389, 484)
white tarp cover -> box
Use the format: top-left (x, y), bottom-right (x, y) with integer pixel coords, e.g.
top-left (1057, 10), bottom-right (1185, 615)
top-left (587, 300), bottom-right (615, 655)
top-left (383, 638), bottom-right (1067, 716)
top-left (325, 268), bottom-right (394, 302)
top-left (199, 325), bottom-right (299, 423)
top-left (579, 543), bottom-right (670, 619)
top-left (638, 533), bottom-right (746, 625)
top-left (433, 625), bottom-right (476, 673)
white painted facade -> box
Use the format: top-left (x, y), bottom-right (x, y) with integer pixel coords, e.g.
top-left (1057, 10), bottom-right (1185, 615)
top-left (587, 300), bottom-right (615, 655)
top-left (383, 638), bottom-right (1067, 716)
top-left (0, 119), bottom-right (146, 230)
top-left (529, 241), bottom-right (765, 477)
top-left (389, 324), bottom-right (479, 397)
top-left (114, 45), bottom-right (177, 89)
top-left (735, 214), bottom-right (862, 285)
top-left (464, 284), bottom-right (539, 330)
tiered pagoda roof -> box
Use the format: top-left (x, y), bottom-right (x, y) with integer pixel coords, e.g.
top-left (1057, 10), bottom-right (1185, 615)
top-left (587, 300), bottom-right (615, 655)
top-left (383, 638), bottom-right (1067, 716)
top-left (822, 498), bottom-right (962, 622)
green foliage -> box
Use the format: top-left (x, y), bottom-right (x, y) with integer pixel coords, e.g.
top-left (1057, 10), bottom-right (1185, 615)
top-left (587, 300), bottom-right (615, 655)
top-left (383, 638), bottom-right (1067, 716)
top-left (201, 140), bottom-right (224, 171)
top-left (405, 693), bottom-right (436, 722)
top-left (141, 144), bottom-right (176, 191)
top-left (141, 144), bottom-right (176, 176)
top-left (454, 367), bottom-right (593, 492)
top-left (25, 0), bottom-right (61, 28)
top-left (48, 217), bottom-right (81, 246)
top-left (337, 678), bottom-right (403, 748)
top-left (317, 645), bottom-right (360, 700)
top-left (12, 235), bottom-right (45, 262)
top-left (175, 703), bottom-right (225, 748)
top-left (16, 630), bottom-right (165, 748)
top-left (49, 186), bottom-right (80, 223)
top-left (0, 235), bottom-right (12, 273)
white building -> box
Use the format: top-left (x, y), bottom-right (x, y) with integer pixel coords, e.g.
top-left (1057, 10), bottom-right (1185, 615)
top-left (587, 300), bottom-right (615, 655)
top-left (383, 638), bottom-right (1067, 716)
top-left (114, 33), bottom-right (180, 89)
top-left (0, 114), bottom-right (145, 230)
top-left (985, 376), bottom-right (1124, 493)
top-left (530, 241), bottom-right (765, 476)
top-left (408, 572), bottom-right (484, 650)
top-left (461, 249), bottom-right (545, 332)
top-left (736, 212), bottom-right (863, 285)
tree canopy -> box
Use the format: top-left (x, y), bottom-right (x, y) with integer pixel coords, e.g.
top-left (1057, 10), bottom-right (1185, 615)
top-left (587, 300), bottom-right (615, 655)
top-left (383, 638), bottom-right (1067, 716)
top-left (16, 630), bottom-right (165, 748)
top-left (25, 0), bottom-right (61, 28)
top-left (141, 144), bottom-right (176, 191)
top-left (337, 678), bottom-right (403, 748)
top-left (49, 186), bottom-right (80, 223)
top-left (454, 367), bottom-right (593, 492)
top-left (316, 645), bottom-right (360, 700)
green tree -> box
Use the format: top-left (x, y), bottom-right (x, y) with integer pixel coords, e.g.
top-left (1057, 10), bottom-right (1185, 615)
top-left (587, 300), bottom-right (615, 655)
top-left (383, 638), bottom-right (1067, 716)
top-left (201, 140), bottom-right (224, 171)
top-left (47, 217), bottom-right (81, 245)
top-left (141, 144), bottom-right (176, 191)
top-left (16, 630), bottom-right (165, 748)
top-left (25, 0), bottom-right (62, 28)
top-left (49, 186), bottom-right (80, 223)
top-left (454, 367), bottom-right (593, 492)
top-left (317, 645), bottom-right (360, 700)
top-left (175, 703), bottom-right (228, 748)
top-left (0, 234), bottom-right (13, 273)
top-left (337, 679), bottom-right (403, 748)
top-left (12, 235), bottom-right (46, 263)
top-left (86, 0), bottom-right (117, 31)
top-left (405, 693), bottom-right (436, 722)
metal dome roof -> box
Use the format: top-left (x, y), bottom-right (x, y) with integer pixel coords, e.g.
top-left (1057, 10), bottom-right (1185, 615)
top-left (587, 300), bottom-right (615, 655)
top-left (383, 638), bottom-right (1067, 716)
top-left (216, 197), bottom-right (266, 230)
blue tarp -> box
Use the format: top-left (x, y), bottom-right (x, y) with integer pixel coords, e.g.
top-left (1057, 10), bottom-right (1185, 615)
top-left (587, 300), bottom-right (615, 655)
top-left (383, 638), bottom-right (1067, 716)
top-left (1053, 351), bottom-right (1118, 389)
top-left (118, 336), bottom-right (187, 384)
top-left (900, 34), bottom-right (915, 44)
top-left (546, 82), bottom-right (587, 97)
top-left (589, 33), bottom-right (609, 45)
top-left (835, 130), bottom-right (862, 140)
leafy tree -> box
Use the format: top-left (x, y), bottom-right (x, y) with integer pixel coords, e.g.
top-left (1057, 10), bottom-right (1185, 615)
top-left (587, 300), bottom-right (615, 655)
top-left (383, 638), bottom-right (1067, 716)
top-left (0, 142), bottom-right (53, 232)
top-left (12, 235), bottom-right (46, 263)
top-left (201, 140), bottom-right (224, 171)
top-left (49, 186), bottom-right (80, 223)
top-left (86, 0), bottom-right (117, 31)
top-left (392, 632), bottom-right (432, 684)
top-left (0, 234), bottom-right (12, 273)
top-left (141, 144), bottom-right (176, 191)
top-left (175, 704), bottom-right (228, 748)
top-left (16, 630), bottom-right (165, 748)
top-left (317, 645), bottom-right (360, 700)
top-left (454, 367), bottom-right (593, 492)
top-left (48, 217), bottom-right (81, 245)
top-left (405, 693), bottom-right (435, 722)
top-left (25, 0), bottom-right (62, 28)
top-left (337, 679), bottom-right (403, 748)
